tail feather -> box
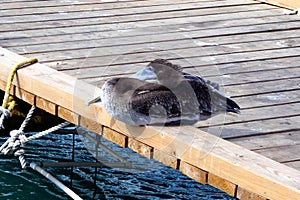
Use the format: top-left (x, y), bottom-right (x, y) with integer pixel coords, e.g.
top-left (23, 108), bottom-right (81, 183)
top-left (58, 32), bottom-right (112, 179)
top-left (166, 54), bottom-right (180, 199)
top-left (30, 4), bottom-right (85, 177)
top-left (209, 86), bottom-right (240, 114)
top-left (226, 97), bottom-right (240, 114)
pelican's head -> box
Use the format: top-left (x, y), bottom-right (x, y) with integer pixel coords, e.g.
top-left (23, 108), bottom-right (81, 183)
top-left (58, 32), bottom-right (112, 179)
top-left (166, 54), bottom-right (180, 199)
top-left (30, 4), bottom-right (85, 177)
top-left (130, 64), bottom-right (157, 81)
top-left (130, 59), bottom-right (183, 88)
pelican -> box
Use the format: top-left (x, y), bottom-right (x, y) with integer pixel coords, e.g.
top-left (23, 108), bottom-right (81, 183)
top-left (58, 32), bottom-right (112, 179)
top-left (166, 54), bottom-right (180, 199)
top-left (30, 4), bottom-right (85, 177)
top-left (90, 59), bottom-right (240, 126)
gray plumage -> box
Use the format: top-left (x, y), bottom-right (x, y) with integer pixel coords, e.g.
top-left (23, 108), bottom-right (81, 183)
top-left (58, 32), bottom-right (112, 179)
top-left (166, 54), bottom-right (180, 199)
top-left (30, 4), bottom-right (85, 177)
top-left (95, 59), bottom-right (240, 126)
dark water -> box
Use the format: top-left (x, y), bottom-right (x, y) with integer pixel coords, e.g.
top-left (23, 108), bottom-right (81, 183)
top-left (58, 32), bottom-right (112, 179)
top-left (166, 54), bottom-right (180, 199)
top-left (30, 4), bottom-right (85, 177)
top-left (0, 129), bottom-right (237, 200)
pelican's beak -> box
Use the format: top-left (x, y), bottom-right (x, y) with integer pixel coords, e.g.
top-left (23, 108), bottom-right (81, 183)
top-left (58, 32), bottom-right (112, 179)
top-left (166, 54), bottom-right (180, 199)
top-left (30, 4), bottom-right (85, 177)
top-left (87, 96), bottom-right (101, 106)
top-left (130, 66), bottom-right (157, 81)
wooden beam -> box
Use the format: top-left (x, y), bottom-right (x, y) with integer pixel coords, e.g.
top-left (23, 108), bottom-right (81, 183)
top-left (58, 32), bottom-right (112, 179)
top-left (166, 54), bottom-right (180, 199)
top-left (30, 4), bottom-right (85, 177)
top-left (208, 173), bottom-right (237, 196)
top-left (0, 47), bottom-right (299, 200)
top-left (257, 0), bottom-right (300, 10)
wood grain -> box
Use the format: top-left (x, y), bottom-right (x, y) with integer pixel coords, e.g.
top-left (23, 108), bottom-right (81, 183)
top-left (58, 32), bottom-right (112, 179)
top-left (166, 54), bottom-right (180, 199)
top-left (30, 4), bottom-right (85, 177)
top-left (208, 173), bottom-right (237, 196)
top-left (237, 187), bottom-right (267, 200)
top-left (179, 161), bottom-right (208, 184)
top-left (128, 138), bottom-right (153, 158)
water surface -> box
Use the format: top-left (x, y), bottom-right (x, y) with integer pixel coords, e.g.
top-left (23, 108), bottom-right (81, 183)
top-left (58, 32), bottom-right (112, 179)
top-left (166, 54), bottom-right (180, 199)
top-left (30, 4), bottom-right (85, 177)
top-left (0, 131), bottom-right (237, 200)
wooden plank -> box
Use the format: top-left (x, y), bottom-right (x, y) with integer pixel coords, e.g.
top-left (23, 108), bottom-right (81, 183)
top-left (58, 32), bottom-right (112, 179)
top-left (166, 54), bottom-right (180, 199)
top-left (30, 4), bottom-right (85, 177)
top-left (200, 115), bottom-right (300, 139)
top-left (16, 34), bottom-right (300, 63)
top-left (153, 149), bottom-right (178, 169)
top-left (75, 56), bottom-right (300, 84)
top-left (0, 8), bottom-right (282, 40)
top-left (0, 0), bottom-right (206, 16)
top-left (233, 89), bottom-right (300, 109)
top-left (196, 102), bottom-right (300, 128)
top-left (36, 40), bottom-right (300, 77)
top-left (102, 127), bottom-right (128, 148)
top-left (0, 48), bottom-right (299, 200)
top-left (58, 48), bottom-right (300, 82)
top-left (55, 57), bottom-right (300, 84)
top-left (179, 161), bottom-right (208, 184)
top-left (229, 131), bottom-right (300, 150)
top-left (57, 106), bottom-right (79, 125)
top-left (0, 0), bottom-right (139, 10)
top-left (254, 144), bottom-right (300, 163)
top-left (0, 1), bottom-right (260, 24)
top-left (2, 15), bottom-right (297, 49)
top-left (35, 96), bottom-right (56, 115)
top-left (237, 187), bottom-right (268, 200)
top-left (128, 138), bottom-right (153, 158)
top-left (257, 0), bottom-right (300, 9)
top-left (0, 0), bottom-right (229, 11)
top-left (208, 173), bottom-right (237, 196)
top-left (285, 161), bottom-right (300, 171)
top-left (79, 116), bottom-right (102, 134)
top-left (14, 87), bottom-right (35, 106)
top-left (7, 18), bottom-right (300, 54)
top-left (225, 77), bottom-right (300, 97)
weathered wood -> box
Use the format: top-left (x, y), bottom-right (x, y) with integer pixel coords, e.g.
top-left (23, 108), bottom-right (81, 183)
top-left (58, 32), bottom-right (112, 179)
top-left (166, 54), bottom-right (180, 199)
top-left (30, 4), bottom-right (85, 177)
top-left (39, 44), bottom-right (300, 79)
top-left (208, 173), bottom-right (237, 196)
top-left (0, 0), bottom-right (206, 16)
top-left (0, 1), bottom-right (260, 24)
top-left (225, 77), bottom-right (300, 97)
top-left (79, 116), bottom-right (102, 134)
top-left (179, 161), bottom-right (207, 184)
top-left (200, 115), bottom-right (300, 139)
top-left (3, 15), bottom-right (297, 49)
top-left (285, 161), bottom-right (300, 171)
top-left (0, 0), bottom-right (139, 10)
top-left (128, 138), bottom-right (153, 158)
top-left (14, 87), bottom-right (35, 106)
top-left (233, 89), bottom-right (300, 109)
top-left (229, 131), bottom-right (300, 150)
top-left (0, 8), bottom-right (282, 40)
top-left (237, 187), bottom-right (268, 200)
top-left (153, 149), bottom-right (179, 169)
top-left (196, 102), bottom-right (300, 128)
top-left (35, 96), bottom-right (56, 115)
top-left (19, 36), bottom-right (300, 68)
top-left (254, 144), bottom-right (300, 163)
top-left (102, 127), bottom-right (128, 148)
top-left (57, 106), bottom-right (79, 125)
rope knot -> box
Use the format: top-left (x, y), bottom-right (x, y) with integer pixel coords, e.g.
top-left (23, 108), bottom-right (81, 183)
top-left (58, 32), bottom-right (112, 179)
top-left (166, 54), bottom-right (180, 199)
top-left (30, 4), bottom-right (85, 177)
top-left (0, 129), bottom-right (27, 156)
top-left (10, 129), bottom-right (22, 138)
top-left (9, 129), bottom-right (28, 145)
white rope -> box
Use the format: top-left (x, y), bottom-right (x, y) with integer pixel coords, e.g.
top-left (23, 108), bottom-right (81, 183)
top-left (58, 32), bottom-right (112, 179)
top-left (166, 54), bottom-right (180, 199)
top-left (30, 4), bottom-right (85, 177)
top-left (26, 122), bottom-right (70, 142)
top-left (0, 105), bottom-right (70, 168)
top-left (19, 105), bottom-right (35, 132)
top-left (0, 106), bottom-right (10, 129)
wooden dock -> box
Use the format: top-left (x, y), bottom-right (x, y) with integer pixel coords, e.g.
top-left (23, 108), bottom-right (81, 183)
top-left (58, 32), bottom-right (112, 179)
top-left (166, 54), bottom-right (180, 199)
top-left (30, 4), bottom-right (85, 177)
top-left (0, 0), bottom-right (300, 199)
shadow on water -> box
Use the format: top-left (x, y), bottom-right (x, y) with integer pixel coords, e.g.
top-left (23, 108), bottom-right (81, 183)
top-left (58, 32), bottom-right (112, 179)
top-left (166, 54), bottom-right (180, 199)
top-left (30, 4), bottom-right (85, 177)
top-left (0, 131), bottom-right (237, 200)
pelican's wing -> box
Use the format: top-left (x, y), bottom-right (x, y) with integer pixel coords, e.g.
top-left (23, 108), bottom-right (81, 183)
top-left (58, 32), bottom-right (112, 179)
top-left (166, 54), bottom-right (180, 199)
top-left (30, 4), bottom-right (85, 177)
top-left (130, 83), bottom-right (179, 116)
